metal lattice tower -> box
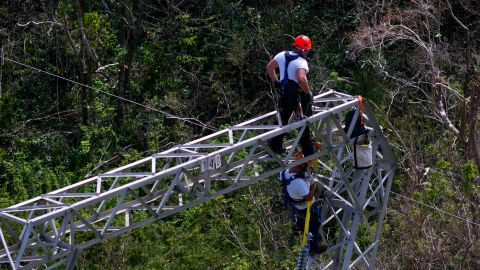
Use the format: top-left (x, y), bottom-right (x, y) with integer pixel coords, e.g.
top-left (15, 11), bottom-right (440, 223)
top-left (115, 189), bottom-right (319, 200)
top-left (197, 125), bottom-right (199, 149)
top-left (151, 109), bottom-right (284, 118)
top-left (0, 90), bottom-right (395, 269)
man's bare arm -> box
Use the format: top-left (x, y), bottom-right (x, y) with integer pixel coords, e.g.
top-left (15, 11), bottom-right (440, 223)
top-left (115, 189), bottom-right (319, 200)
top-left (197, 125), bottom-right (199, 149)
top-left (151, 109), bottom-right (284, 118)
top-left (296, 68), bottom-right (310, 93)
top-left (266, 59), bottom-right (279, 83)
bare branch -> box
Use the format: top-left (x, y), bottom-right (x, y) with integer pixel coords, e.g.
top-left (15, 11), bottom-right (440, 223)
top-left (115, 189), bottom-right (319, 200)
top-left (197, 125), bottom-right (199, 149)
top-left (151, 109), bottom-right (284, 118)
top-left (17, 20), bottom-right (62, 27)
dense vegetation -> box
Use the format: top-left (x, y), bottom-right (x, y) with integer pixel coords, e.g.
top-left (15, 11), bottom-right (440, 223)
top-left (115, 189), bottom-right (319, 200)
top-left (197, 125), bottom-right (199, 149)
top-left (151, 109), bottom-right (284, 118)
top-left (0, 0), bottom-right (479, 269)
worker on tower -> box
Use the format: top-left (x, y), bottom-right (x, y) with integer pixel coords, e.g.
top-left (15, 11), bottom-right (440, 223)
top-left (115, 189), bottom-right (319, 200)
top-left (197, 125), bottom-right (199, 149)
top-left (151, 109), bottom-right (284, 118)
top-left (266, 35), bottom-right (315, 156)
top-left (279, 158), bottom-right (327, 255)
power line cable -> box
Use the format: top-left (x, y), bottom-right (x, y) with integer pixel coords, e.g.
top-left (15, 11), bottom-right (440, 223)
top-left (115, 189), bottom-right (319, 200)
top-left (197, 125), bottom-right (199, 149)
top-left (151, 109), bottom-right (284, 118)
top-left (0, 55), bottom-right (219, 132)
top-left (390, 191), bottom-right (480, 227)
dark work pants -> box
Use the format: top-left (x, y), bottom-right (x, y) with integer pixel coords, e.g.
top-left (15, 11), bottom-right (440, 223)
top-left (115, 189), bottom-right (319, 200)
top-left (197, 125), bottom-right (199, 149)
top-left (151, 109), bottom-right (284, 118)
top-left (297, 205), bottom-right (321, 248)
top-left (270, 83), bottom-right (314, 156)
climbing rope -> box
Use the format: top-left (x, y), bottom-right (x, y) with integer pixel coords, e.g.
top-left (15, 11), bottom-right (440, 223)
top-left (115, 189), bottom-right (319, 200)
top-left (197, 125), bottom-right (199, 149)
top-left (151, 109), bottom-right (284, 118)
top-left (301, 156), bottom-right (319, 246)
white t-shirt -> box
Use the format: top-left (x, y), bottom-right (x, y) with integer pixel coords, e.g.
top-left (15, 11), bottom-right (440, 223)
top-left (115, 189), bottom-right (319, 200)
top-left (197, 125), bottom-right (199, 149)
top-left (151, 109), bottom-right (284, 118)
top-left (281, 169), bottom-right (312, 210)
top-left (274, 51), bottom-right (309, 83)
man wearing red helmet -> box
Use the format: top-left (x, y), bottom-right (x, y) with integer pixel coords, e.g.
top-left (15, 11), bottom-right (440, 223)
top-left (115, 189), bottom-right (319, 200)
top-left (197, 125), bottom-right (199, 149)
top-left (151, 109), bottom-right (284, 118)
top-left (266, 35), bottom-right (315, 156)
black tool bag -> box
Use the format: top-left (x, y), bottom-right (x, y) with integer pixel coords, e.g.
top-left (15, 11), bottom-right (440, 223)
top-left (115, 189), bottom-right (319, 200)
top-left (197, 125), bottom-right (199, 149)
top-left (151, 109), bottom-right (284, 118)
top-left (343, 107), bottom-right (368, 138)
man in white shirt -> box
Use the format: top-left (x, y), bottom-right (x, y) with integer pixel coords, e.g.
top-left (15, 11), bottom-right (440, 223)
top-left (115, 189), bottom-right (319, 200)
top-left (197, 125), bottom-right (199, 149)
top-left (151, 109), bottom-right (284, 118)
top-left (266, 35), bottom-right (315, 156)
top-left (280, 161), bottom-right (327, 255)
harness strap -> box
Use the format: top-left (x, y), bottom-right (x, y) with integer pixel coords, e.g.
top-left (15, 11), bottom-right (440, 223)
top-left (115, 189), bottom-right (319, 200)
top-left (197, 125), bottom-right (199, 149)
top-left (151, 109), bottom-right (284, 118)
top-left (281, 51), bottom-right (299, 85)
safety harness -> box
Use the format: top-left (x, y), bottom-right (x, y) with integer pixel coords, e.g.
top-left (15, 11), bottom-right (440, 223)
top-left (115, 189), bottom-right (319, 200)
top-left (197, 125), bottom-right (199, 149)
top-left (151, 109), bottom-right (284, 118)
top-left (280, 169), bottom-right (308, 228)
top-left (280, 51), bottom-right (300, 87)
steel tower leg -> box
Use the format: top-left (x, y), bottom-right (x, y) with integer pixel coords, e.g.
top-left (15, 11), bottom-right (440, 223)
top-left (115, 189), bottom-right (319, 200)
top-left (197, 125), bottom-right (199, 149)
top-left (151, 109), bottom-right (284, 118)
top-left (66, 247), bottom-right (80, 270)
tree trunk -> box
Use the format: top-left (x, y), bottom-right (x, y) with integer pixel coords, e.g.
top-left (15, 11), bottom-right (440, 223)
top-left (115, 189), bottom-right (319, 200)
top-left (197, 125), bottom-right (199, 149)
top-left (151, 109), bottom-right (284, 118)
top-left (115, 0), bottom-right (145, 126)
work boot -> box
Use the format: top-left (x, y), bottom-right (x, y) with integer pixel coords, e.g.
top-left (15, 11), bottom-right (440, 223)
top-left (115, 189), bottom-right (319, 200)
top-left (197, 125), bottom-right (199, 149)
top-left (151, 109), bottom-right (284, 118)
top-left (309, 242), bottom-right (328, 255)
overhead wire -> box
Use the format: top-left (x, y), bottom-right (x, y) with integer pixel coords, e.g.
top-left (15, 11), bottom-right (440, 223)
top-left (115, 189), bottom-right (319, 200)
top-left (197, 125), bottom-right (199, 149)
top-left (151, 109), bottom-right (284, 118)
top-left (0, 55), bottom-right (219, 132)
top-left (390, 191), bottom-right (480, 227)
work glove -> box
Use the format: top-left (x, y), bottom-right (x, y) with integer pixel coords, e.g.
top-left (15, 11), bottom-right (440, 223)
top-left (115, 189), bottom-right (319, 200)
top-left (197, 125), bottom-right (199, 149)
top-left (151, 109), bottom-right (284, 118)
top-left (306, 91), bottom-right (313, 103)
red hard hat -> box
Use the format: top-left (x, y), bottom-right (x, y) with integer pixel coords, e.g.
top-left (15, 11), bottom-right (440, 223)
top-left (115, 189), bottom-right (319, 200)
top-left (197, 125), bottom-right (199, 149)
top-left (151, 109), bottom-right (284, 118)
top-left (293, 35), bottom-right (312, 50)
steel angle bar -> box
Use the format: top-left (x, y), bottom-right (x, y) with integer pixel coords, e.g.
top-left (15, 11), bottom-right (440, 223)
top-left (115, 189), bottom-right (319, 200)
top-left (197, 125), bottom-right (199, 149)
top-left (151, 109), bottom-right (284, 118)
top-left (29, 227), bottom-right (49, 256)
top-left (45, 257), bottom-right (67, 270)
top-left (179, 143), bottom-right (232, 149)
top-left (234, 144), bottom-right (258, 183)
top-left (0, 227), bottom-right (15, 269)
top-left (339, 151), bottom-right (353, 165)
top-left (327, 204), bottom-right (352, 239)
top-left (327, 199), bottom-right (358, 214)
top-left (19, 249), bottom-right (72, 270)
top-left (0, 255), bottom-right (43, 263)
top-left (363, 175), bottom-right (390, 211)
top-left (101, 191), bottom-right (127, 236)
top-left (368, 169), bottom-right (395, 268)
top-left (0, 204), bottom-right (69, 213)
top-left (350, 241), bottom-right (372, 269)
top-left (73, 226), bottom-right (122, 232)
top-left (316, 159), bottom-right (334, 173)
top-left (233, 111), bottom-right (277, 127)
top-left (69, 210), bottom-right (101, 240)
top-left (318, 182), bottom-right (355, 210)
top-left (331, 154), bottom-right (361, 208)
top-left (153, 153), bottom-right (206, 158)
top-left (0, 213), bottom-right (26, 225)
top-left (285, 124), bottom-right (306, 160)
top-left (42, 193), bottom-right (98, 198)
top-left (151, 157), bottom-right (156, 174)
top-left (99, 173), bottom-right (154, 178)
top-left (15, 223), bottom-right (32, 268)
top-left (342, 180), bottom-right (373, 269)
top-left (5, 176), bottom-right (98, 210)
top-left (321, 206), bottom-right (343, 226)
top-left (42, 197), bottom-right (67, 206)
top-left (65, 247), bottom-right (80, 270)
top-left (227, 129), bottom-right (248, 163)
top-left (125, 189), bottom-right (157, 218)
top-left (53, 214), bottom-right (69, 249)
top-left (156, 172), bottom-right (183, 214)
top-left (359, 212), bottom-right (376, 237)
top-left (330, 114), bottom-right (350, 143)
top-left (230, 125), bottom-right (280, 130)
top-left (320, 260), bottom-right (334, 270)
top-left (0, 219), bottom-right (20, 246)
top-left (261, 142), bottom-right (286, 167)
top-left (349, 240), bottom-right (379, 269)
top-left (96, 177), bottom-right (122, 213)
top-left (181, 148), bottom-right (209, 155)
top-left (208, 176), bottom-right (255, 182)
top-left (186, 129), bottom-right (230, 145)
top-left (330, 91), bottom-right (353, 97)
top-left (314, 96), bottom-right (356, 103)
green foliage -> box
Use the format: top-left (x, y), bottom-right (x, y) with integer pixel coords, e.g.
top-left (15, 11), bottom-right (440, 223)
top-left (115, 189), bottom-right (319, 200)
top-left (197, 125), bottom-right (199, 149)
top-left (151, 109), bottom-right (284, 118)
top-left (461, 162), bottom-right (478, 193)
top-left (352, 67), bottom-right (385, 103)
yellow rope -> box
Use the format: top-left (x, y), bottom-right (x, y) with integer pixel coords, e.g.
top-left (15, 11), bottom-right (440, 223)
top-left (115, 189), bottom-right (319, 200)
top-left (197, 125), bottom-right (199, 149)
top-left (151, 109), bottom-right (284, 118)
top-left (301, 157), bottom-right (319, 246)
